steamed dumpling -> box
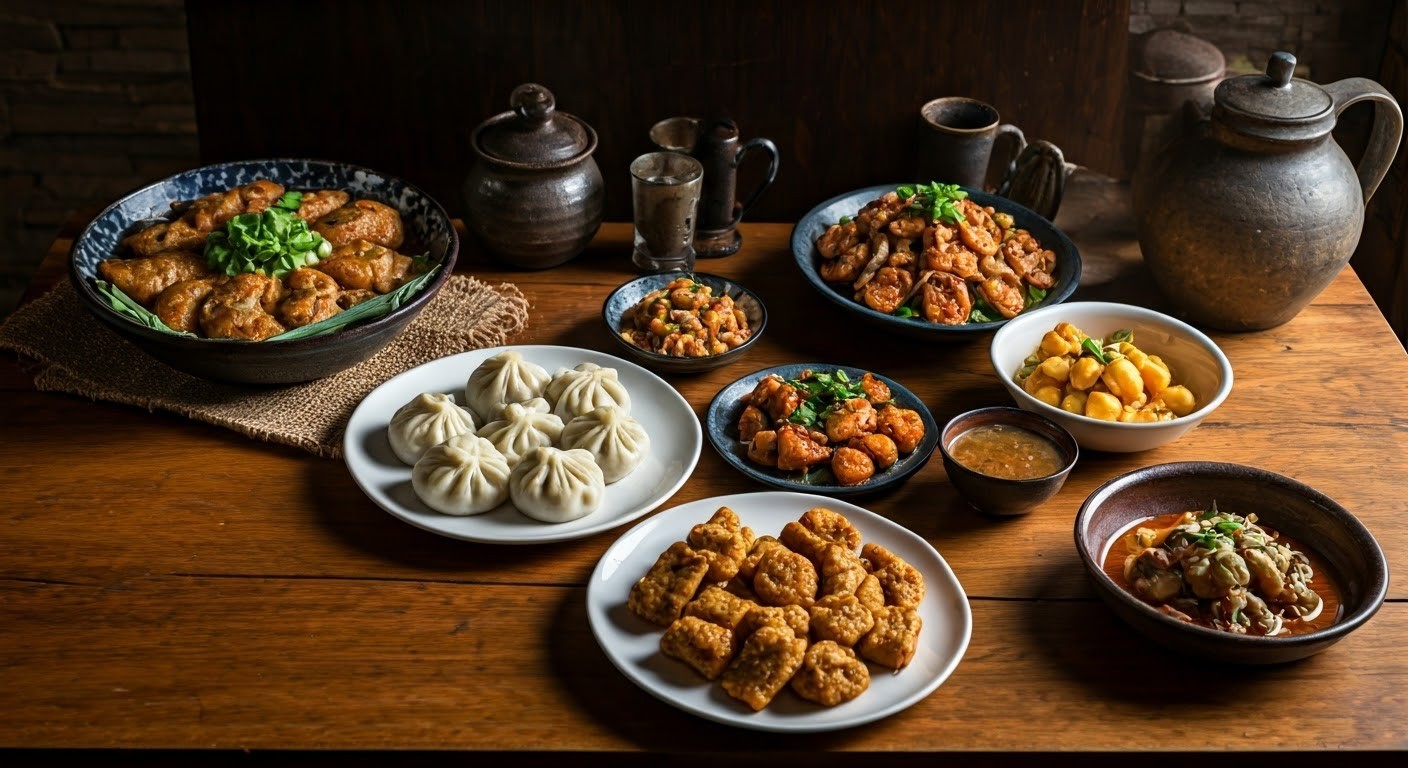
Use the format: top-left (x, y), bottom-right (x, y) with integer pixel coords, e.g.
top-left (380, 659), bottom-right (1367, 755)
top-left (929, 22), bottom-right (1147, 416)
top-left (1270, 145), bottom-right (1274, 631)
top-left (411, 434), bottom-right (512, 516)
top-left (475, 398), bottom-right (564, 465)
top-left (508, 446), bottom-right (606, 523)
top-left (388, 392), bottom-right (477, 465)
top-left (545, 362), bottom-right (631, 421)
top-left (465, 350), bottom-right (551, 422)
top-left (560, 405), bottom-right (650, 484)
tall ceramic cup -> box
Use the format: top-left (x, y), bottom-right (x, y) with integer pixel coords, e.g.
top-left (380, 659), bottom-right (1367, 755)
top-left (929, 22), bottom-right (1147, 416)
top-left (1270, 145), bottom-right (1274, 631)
top-left (630, 151), bottom-right (703, 273)
top-left (649, 116), bottom-right (779, 257)
top-left (917, 97), bottom-right (1026, 190)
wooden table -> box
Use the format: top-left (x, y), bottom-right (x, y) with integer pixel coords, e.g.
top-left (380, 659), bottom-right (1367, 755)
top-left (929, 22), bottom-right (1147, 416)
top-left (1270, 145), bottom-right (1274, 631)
top-left (2, 173), bottom-right (1405, 764)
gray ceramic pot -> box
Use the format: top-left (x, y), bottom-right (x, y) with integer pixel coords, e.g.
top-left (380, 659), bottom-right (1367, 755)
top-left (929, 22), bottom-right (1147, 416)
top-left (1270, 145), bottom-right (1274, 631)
top-left (464, 83), bottom-right (605, 269)
top-left (1133, 51), bottom-right (1402, 331)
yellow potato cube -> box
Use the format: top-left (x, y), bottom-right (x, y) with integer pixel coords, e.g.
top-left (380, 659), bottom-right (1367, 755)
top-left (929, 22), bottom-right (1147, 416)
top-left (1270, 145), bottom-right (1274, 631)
top-left (1024, 370), bottom-right (1058, 396)
top-left (1162, 385), bottom-right (1197, 416)
top-left (1054, 321), bottom-right (1085, 344)
top-left (1037, 356), bottom-right (1071, 383)
top-left (1070, 356), bottom-right (1103, 391)
top-left (1085, 391), bottom-right (1122, 421)
top-left (1034, 385), bottom-right (1063, 408)
top-left (1060, 390), bottom-right (1088, 415)
top-left (1101, 358), bottom-right (1145, 405)
top-left (1039, 330), bottom-right (1073, 359)
top-left (1137, 356), bottom-right (1172, 397)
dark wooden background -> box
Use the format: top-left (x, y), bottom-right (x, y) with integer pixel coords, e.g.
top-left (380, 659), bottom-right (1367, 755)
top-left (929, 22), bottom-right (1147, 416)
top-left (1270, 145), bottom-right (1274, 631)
top-left (185, 0), bottom-right (1129, 223)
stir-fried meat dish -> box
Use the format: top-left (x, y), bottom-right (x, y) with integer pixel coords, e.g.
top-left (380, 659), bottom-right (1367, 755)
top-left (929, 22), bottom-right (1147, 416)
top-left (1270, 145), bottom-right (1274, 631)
top-left (738, 369), bottom-right (925, 486)
top-left (97, 179), bottom-right (421, 341)
top-left (815, 184), bottom-right (1056, 323)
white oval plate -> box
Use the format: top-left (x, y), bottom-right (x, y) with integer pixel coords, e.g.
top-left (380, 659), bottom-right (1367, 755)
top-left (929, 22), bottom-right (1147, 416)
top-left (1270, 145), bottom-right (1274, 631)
top-left (344, 345), bottom-right (703, 544)
top-left (586, 491), bottom-right (972, 732)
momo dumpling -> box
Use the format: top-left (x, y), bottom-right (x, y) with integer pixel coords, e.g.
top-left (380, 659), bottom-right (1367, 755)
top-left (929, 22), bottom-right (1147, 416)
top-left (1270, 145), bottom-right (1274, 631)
top-left (545, 362), bottom-right (631, 421)
top-left (411, 434), bottom-right (512, 516)
top-left (508, 446), bottom-right (606, 523)
top-left (465, 350), bottom-right (551, 422)
top-left (387, 392), bottom-right (477, 465)
top-left (560, 405), bottom-right (650, 484)
top-left (475, 398), bottom-right (564, 465)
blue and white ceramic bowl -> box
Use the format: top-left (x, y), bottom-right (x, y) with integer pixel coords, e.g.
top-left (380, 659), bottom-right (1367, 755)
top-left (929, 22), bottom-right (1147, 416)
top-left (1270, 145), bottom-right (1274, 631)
top-left (68, 158), bottom-right (458, 385)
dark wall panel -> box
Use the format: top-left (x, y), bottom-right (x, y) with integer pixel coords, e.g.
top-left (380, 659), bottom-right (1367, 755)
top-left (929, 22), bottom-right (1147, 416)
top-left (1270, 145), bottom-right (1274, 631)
top-left (186, 0), bottom-right (1129, 221)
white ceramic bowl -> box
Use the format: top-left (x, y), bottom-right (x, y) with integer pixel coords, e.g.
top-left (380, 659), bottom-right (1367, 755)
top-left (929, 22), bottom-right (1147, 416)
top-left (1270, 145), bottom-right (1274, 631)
top-left (988, 301), bottom-right (1233, 453)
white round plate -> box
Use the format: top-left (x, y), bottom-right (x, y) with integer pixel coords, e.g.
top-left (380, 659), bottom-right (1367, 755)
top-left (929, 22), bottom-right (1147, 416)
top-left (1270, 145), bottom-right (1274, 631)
top-left (344, 345), bottom-right (703, 544)
top-left (586, 491), bottom-right (972, 732)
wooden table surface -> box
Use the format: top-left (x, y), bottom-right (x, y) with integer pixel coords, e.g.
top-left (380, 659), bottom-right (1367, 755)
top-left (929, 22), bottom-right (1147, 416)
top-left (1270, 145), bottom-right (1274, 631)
top-left (2, 173), bottom-right (1405, 765)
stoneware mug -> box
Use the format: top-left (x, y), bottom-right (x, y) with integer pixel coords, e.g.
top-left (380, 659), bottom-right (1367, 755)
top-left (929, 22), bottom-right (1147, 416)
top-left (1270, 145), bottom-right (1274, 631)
top-left (917, 96), bottom-right (1026, 191)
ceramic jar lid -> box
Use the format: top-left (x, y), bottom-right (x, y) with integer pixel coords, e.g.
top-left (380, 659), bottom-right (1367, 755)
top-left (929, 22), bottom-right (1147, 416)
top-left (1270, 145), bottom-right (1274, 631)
top-left (473, 83), bottom-right (597, 168)
top-left (1131, 28), bottom-right (1224, 85)
top-left (1213, 51), bottom-right (1335, 142)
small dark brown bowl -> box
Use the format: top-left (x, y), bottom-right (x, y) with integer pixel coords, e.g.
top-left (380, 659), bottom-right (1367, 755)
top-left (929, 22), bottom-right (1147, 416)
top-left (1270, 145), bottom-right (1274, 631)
top-left (69, 158), bottom-right (458, 385)
top-left (602, 272), bottom-right (766, 374)
top-left (939, 406), bottom-right (1078, 516)
top-left (1075, 461), bottom-right (1389, 665)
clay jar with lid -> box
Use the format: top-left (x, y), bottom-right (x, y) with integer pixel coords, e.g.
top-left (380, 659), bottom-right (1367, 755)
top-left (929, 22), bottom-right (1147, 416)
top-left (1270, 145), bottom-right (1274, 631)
top-left (1132, 51), bottom-right (1402, 331)
top-left (464, 83), bottom-right (605, 269)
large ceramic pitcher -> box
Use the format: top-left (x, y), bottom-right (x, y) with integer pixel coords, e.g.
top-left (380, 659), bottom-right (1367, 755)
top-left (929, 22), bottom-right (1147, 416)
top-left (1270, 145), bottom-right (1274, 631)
top-left (1133, 51), bottom-right (1403, 330)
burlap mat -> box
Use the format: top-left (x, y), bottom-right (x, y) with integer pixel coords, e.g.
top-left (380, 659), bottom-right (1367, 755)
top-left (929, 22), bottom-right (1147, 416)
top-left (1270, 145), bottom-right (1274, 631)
top-left (0, 276), bottom-right (530, 459)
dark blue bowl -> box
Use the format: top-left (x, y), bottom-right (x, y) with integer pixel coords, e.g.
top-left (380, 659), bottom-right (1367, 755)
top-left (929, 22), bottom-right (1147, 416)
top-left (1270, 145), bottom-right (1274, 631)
top-left (790, 183), bottom-right (1081, 341)
top-left (705, 363), bottom-right (939, 497)
top-left (602, 271), bottom-right (766, 374)
top-left (68, 158), bottom-right (458, 385)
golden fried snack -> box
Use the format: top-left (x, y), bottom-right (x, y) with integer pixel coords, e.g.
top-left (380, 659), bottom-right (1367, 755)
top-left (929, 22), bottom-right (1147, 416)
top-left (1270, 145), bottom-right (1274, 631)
top-left (276, 267), bottom-right (342, 328)
top-left (683, 585), bottom-right (754, 631)
top-left (779, 520), bottom-right (830, 564)
top-left (719, 624), bottom-right (807, 711)
top-left (627, 541), bottom-right (710, 627)
top-left (737, 404), bottom-right (768, 443)
top-left (153, 276), bottom-right (217, 333)
top-left (818, 543), bottom-right (867, 597)
top-left (862, 542), bottom-right (926, 609)
top-left (294, 189), bottom-right (350, 222)
top-left (831, 446), bottom-right (875, 487)
top-left (122, 180), bottom-right (284, 257)
top-left (737, 535), bottom-right (787, 583)
top-left (737, 603), bottom-right (809, 641)
top-left (809, 593), bottom-right (876, 647)
top-left (97, 250), bottom-right (212, 306)
top-left (790, 640), bottom-right (871, 707)
top-left (849, 433), bottom-right (899, 470)
top-left (746, 430), bottom-right (779, 466)
top-left (753, 547), bottom-right (818, 608)
top-left (876, 406), bottom-right (926, 454)
top-left (199, 272), bottom-right (286, 340)
top-left (660, 615), bottom-right (737, 681)
top-left (313, 199), bottom-right (405, 249)
top-left (686, 506), bottom-right (754, 583)
top-left (314, 239), bottom-right (417, 294)
top-left (723, 574), bottom-right (759, 602)
top-left (858, 605), bottom-right (922, 669)
top-left (855, 574), bottom-right (886, 613)
top-left (799, 507), bottom-right (862, 551)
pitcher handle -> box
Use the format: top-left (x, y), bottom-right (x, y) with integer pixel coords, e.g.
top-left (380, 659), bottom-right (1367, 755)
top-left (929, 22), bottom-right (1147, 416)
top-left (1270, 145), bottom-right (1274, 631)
top-left (1325, 78), bottom-right (1404, 204)
top-left (989, 123), bottom-right (1027, 192)
top-left (732, 137), bottom-right (780, 225)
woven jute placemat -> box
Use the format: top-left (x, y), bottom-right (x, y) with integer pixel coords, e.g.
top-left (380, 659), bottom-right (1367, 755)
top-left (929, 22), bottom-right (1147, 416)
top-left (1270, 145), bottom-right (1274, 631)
top-left (0, 276), bottom-right (530, 459)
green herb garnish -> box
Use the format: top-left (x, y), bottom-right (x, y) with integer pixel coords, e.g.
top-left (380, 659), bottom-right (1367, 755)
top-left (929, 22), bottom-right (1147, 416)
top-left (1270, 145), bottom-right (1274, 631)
top-left (894, 305), bottom-right (918, 318)
top-left (968, 294), bottom-right (999, 324)
top-left (900, 181), bottom-right (968, 225)
top-left (204, 191), bottom-right (333, 278)
top-left (1081, 337), bottom-right (1109, 364)
top-left (94, 280), bottom-right (195, 337)
top-left (1025, 284), bottom-right (1047, 309)
top-left (784, 369), bottom-right (867, 428)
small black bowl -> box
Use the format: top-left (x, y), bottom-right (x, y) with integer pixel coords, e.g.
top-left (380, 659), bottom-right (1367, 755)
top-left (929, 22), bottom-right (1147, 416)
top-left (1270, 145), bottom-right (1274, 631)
top-left (68, 157), bottom-right (458, 385)
top-left (705, 363), bottom-right (939, 497)
top-left (939, 406), bottom-right (1078, 516)
top-left (1075, 461), bottom-right (1389, 665)
top-left (602, 271), bottom-right (766, 374)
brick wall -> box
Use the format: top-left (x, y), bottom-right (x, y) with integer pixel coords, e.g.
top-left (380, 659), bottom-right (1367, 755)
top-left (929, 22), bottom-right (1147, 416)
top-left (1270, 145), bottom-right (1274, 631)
top-left (0, 0), bottom-right (198, 316)
top-left (0, 1), bottom-right (1396, 321)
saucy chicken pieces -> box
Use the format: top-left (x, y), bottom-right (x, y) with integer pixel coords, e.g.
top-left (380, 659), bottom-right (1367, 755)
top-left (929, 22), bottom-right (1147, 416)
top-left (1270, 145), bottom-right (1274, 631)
top-left (98, 180), bottom-right (421, 341)
top-left (737, 369), bottom-right (926, 486)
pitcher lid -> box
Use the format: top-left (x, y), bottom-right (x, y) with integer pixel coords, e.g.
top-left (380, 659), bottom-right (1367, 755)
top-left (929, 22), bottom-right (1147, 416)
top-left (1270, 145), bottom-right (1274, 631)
top-left (1213, 52), bottom-right (1334, 141)
top-left (473, 83), bottom-right (597, 167)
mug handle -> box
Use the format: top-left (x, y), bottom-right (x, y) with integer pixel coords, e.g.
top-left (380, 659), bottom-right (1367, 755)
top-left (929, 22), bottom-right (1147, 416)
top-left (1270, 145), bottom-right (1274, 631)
top-left (732, 137), bottom-right (781, 226)
top-left (989, 123), bottom-right (1027, 192)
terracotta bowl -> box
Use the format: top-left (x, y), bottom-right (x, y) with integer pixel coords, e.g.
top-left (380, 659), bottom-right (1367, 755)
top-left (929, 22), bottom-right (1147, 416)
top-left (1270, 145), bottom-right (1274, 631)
top-left (939, 406), bottom-right (1079, 516)
top-left (1075, 461), bottom-right (1389, 664)
top-left (69, 158), bottom-right (458, 385)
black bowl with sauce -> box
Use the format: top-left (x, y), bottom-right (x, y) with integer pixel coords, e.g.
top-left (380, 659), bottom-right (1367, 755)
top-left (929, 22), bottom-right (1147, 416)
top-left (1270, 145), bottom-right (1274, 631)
top-left (939, 406), bottom-right (1078, 516)
top-left (1075, 461), bottom-right (1389, 665)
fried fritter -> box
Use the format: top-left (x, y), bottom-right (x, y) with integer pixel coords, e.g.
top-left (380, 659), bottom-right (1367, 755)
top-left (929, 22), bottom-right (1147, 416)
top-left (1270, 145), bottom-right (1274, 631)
top-left (799, 507), bottom-right (862, 552)
top-left (737, 535), bottom-right (787, 583)
top-left (660, 615), bottom-right (737, 681)
top-left (627, 541), bottom-right (709, 627)
top-left (862, 542), bottom-right (926, 608)
top-left (686, 506), bottom-right (754, 583)
top-left (809, 593), bottom-right (876, 647)
top-left (276, 267), bottom-right (342, 328)
top-left (313, 199), bottom-right (405, 249)
top-left (818, 543), bottom-right (868, 597)
top-left (790, 640), bottom-right (870, 707)
top-left (753, 547), bottom-right (818, 608)
top-left (314, 239), bottom-right (416, 294)
top-left (153, 276), bottom-right (217, 333)
top-left (855, 574), bottom-right (887, 613)
top-left (97, 250), bottom-right (212, 307)
top-left (858, 605), bottom-right (922, 669)
top-left (737, 603), bottom-right (810, 641)
top-left (779, 520), bottom-right (830, 564)
top-left (199, 272), bottom-right (286, 340)
top-left (683, 585), bottom-right (755, 631)
top-left (719, 624), bottom-right (807, 711)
